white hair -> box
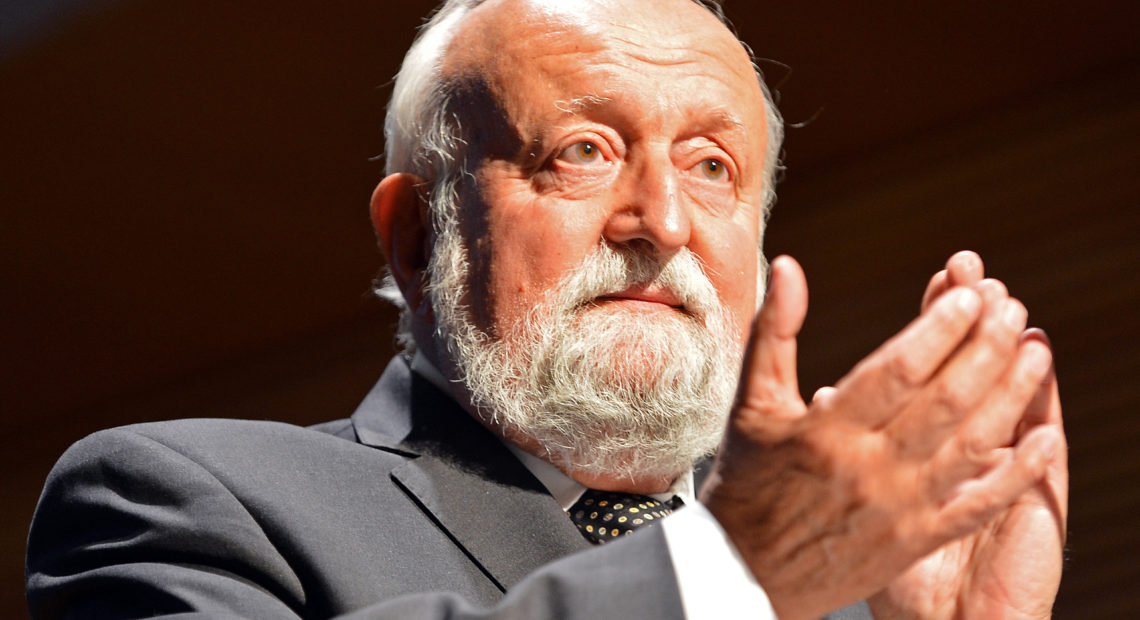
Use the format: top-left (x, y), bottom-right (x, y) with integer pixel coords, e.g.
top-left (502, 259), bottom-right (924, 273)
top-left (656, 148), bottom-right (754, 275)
top-left (376, 0), bottom-right (785, 351)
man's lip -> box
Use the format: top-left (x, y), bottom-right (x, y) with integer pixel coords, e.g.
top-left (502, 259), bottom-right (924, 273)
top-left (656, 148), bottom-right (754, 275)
top-left (596, 286), bottom-right (683, 308)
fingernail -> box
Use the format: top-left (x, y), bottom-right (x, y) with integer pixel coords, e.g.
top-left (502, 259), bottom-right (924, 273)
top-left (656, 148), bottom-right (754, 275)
top-left (1023, 327), bottom-right (1052, 349)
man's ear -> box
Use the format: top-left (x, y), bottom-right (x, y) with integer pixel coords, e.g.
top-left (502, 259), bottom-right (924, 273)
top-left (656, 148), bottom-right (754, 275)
top-left (371, 173), bottom-right (432, 314)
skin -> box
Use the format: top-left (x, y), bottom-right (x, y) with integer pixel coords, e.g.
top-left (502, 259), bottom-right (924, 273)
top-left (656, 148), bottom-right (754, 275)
top-left (377, 0), bottom-right (768, 492)
top-left (373, 1), bottom-right (1068, 617)
top-left (866, 253), bottom-right (1068, 620)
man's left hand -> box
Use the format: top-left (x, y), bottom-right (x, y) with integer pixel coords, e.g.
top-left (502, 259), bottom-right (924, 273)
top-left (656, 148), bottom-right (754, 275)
top-left (868, 252), bottom-right (1069, 619)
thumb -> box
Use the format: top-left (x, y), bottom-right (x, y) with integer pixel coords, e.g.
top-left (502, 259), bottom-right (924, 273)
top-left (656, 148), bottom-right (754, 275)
top-left (738, 255), bottom-right (809, 420)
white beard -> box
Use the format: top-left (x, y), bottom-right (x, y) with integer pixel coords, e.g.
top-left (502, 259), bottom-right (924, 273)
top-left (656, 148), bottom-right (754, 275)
top-left (430, 230), bottom-right (744, 483)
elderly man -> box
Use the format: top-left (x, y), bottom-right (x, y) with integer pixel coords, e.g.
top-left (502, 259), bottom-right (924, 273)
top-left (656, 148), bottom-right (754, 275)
top-left (26, 0), bottom-right (1067, 618)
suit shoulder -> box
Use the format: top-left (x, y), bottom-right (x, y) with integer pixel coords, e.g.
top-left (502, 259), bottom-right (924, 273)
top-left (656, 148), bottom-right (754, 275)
top-left (52, 417), bottom-right (405, 488)
top-left (60, 418), bottom-right (323, 461)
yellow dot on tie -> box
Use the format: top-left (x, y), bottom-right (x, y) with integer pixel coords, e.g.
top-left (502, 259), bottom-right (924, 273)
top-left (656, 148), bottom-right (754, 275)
top-left (614, 503), bottom-right (623, 509)
top-left (640, 503), bottom-right (648, 509)
top-left (598, 527), bottom-right (607, 535)
top-left (618, 516), bottom-right (627, 523)
top-left (586, 525), bottom-right (594, 532)
top-left (646, 514), bottom-right (654, 520)
top-left (633, 519), bottom-right (643, 525)
top-left (599, 500), bottom-right (608, 506)
top-left (590, 511), bottom-right (598, 519)
top-left (603, 513), bottom-right (612, 521)
top-left (629, 507), bottom-right (639, 513)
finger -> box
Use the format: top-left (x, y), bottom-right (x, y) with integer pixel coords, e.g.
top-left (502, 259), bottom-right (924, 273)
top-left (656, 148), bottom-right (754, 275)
top-left (920, 270), bottom-right (949, 312)
top-left (926, 338), bottom-right (1052, 493)
top-left (945, 250), bottom-right (984, 288)
top-left (962, 339), bottom-right (1053, 452)
top-left (920, 252), bottom-right (985, 312)
top-left (832, 286), bottom-right (982, 426)
top-left (1020, 328), bottom-right (1069, 527)
top-left (1020, 328), bottom-right (1058, 428)
top-left (934, 425), bottom-right (1059, 542)
top-left (887, 296), bottom-right (1028, 456)
top-left (738, 255), bottom-right (809, 421)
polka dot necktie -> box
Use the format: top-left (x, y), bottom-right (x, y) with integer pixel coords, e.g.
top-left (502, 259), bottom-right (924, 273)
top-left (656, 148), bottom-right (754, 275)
top-left (567, 490), bottom-right (683, 545)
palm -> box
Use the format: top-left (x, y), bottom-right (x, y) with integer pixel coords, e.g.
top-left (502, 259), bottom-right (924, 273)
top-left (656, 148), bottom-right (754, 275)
top-left (872, 480), bottom-right (1065, 619)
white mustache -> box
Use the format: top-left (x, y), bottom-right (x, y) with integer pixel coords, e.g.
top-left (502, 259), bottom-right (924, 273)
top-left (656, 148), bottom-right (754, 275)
top-left (554, 245), bottom-right (723, 321)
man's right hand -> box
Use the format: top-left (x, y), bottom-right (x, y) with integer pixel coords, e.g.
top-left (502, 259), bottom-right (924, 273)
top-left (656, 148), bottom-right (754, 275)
top-left (699, 255), bottom-right (1061, 620)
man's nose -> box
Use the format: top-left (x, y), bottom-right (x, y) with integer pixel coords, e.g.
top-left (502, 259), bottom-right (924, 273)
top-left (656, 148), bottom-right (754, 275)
top-left (602, 153), bottom-right (692, 255)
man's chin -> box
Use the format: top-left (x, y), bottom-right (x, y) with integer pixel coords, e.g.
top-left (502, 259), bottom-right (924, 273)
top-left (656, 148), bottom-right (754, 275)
top-left (568, 335), bottom-right (684, 387)
top-left (593, 345), bottom-right (678, 387)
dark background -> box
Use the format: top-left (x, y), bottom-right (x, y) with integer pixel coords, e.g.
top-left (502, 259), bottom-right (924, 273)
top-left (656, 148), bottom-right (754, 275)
top-left (2, 0), bottom-right (1138, 617)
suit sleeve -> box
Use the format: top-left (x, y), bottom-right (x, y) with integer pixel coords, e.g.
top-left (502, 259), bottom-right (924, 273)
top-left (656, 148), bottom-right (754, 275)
top-left (26, 428), bottom-right (687, 620)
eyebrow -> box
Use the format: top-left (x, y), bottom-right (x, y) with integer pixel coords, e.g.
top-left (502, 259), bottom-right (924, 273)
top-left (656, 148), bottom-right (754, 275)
top-left (553, 94), bottom-right (613, 115)
top-left (703, 109), bottom-right (746, 132)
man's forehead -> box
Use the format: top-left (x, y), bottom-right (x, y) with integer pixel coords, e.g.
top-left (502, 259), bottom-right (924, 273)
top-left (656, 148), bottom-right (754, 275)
top-left (437, 0), bottom-right (768, 189)
top-left (442, 0), bottom-right (749, 85)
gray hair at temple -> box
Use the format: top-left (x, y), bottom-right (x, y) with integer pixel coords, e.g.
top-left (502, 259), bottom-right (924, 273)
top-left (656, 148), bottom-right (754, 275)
top-left (376, 0), bottom-right (785, 351)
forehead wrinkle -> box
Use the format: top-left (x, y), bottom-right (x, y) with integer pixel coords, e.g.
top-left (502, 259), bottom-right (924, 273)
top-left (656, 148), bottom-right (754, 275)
top-left (604, 35), bottom-right (707, 68)
top-left (543, 62), bottom-right (751, 129)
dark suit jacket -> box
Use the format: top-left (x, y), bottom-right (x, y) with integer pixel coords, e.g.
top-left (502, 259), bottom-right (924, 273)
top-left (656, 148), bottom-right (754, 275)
top-left (26, 356), bottom-right (871, 619)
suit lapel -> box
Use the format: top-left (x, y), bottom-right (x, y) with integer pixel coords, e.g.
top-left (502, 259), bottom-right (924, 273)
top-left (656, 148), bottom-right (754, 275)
top-left (391, 453), bottom-right (590, 591)
top-left (351, 357), bottom-right (590, 591)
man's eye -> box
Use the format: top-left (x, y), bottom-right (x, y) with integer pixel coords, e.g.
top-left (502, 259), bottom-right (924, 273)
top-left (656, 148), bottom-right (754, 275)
top-left (698, 158), bottom-right (729, 181)
top-left (557, 141), bottom-right (604, 165)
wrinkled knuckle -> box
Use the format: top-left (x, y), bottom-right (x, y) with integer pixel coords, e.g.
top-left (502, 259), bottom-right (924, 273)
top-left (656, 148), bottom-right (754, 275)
top-left (960, 427), bottom-right (991, 462)
top-left (976, 324), bottom-right (1008, 355)
top-left (977, 277), bottom-right (1008, 300)
top-left (932, 380), bottom-right (973, 417)
top-left (884, 348), bottom-right (927, 389)
top-left (981, 315), bottom-right (1018, 353)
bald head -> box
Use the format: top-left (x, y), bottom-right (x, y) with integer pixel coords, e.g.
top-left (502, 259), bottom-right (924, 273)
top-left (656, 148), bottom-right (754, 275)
top-left (441, 0), bottom-right (757, 86)
top-left (438, 0), bottom-right (767, 165)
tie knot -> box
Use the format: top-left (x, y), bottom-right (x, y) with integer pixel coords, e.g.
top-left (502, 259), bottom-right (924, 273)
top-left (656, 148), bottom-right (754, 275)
top-left (567, 490), bottom-right (682, 545)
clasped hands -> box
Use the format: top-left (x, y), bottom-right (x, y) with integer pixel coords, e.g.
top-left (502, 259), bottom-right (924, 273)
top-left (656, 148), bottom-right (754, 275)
top-left (701, 252), bottom-right (1067, 620)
